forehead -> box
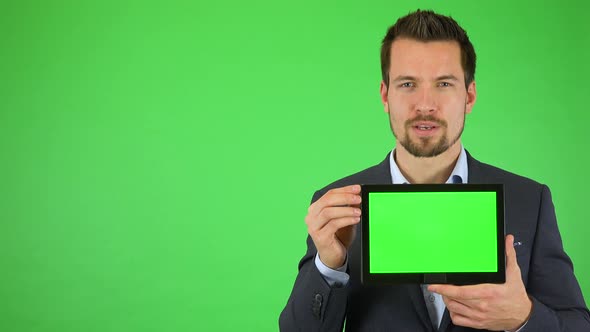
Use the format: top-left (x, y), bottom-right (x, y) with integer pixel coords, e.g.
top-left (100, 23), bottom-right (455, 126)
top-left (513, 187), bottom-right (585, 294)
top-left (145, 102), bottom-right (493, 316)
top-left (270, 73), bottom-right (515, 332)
top-left (389, 38), bottom-right (464, 79)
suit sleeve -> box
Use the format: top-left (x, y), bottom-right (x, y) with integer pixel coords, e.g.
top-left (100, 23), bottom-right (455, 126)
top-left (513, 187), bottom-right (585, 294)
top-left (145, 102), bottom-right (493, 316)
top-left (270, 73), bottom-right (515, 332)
top-left (279, 190), bottom-right (349, 332)
top-left (521, 185), bottom-right (590, 331)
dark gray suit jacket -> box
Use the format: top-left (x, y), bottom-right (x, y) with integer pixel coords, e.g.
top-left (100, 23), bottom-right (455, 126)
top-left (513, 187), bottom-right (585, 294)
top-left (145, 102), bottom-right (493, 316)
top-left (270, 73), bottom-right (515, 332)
top-left (279, 151), bottom-right (590, 331)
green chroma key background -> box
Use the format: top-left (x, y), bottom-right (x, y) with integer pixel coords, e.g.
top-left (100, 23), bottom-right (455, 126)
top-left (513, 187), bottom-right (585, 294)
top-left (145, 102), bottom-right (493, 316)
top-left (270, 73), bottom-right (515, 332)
top-left (369, 192), bottom-right (497, 273)
top-left (0, 0), bottom-right (588, 331)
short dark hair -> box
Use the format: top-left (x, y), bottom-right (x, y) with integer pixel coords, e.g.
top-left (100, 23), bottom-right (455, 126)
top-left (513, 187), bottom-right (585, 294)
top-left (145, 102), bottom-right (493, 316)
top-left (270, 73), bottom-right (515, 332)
top-left (380, 9), bottom-right (476, 89)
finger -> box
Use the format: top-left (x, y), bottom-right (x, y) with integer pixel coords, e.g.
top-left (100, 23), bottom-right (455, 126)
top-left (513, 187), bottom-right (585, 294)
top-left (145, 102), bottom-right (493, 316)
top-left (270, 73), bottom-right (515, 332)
top-left (323, 192), bottom-right (361, 207)
top-left (318, 216), bottom-right (360, 237)
top-left (329, 184), bottom-right (361, 194)
top-left (318, 206), bottom-right (361, 222)
top-left (428, 284), bottom-right (489, 300)
top-left (505, 234), bottom-right (522, 282)
top-left (309, 206), bottom-right (361, 231)
top-left (448, 311), bottom-right (483, 330)
top-left (506, 234), bottom-right (515, 258)
top-left (443, 296), bottom-right (477, 316)
top-left (309, 192), bottom-right (361, 216)
top-left (321, 185), bottom-right (361, 200)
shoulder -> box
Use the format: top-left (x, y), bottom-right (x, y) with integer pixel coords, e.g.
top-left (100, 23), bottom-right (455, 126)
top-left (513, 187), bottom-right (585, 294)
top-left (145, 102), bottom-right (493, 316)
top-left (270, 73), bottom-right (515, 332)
top-left (475, 159), bottom-right (541, 185)
top-left (467, 151), bottom-right (547, 202)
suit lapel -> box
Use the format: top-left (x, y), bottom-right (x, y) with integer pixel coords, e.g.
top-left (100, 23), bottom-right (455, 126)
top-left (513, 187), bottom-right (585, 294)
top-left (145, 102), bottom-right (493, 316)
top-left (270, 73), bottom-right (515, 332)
top-left (466, 150), bottom-right (489, 184)
top-left (437, 308), bottom-right (452, 331)
top-left (364, 152), bottom-right (393, 184)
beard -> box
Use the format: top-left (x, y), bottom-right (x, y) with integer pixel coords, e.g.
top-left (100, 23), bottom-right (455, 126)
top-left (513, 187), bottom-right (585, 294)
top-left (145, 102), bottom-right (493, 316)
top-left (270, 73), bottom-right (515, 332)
top-left (389, 106), bottom-right (465, 158)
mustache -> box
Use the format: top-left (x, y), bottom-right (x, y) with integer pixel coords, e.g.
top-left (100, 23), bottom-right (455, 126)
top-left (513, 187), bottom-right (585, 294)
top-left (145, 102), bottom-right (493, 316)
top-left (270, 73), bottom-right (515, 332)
top-left (405, 115), bottom-right (447, 128)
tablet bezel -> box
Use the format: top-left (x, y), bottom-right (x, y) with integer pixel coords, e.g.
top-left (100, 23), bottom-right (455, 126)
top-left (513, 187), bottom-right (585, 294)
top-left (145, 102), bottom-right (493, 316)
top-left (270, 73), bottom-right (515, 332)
top-left (361, 184), bottom-right (505, 285)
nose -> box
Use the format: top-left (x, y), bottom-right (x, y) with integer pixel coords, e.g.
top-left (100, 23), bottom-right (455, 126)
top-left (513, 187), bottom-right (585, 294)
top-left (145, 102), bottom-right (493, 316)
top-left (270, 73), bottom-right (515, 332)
top-left (415, 87), bottom-right (436, 114)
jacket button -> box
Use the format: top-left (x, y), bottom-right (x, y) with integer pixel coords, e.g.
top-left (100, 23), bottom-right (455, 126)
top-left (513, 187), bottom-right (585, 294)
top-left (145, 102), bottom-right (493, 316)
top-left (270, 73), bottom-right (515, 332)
top-left (312, 293), bottom-right (323, 318)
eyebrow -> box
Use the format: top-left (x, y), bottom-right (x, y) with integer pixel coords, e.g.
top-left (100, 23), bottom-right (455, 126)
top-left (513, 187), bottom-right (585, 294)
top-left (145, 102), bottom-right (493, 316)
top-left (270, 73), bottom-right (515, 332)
top-left (391, 74), bottom-right (460, 82)
top-left (436, 75), bottom-right (460, 81)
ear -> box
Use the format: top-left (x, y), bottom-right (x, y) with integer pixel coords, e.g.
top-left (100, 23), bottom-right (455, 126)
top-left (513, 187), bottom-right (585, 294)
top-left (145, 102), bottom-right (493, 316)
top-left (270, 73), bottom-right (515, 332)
top-left (465, 81), bottom-right (477, 114)
top-left (380, 80), bottom-right (389, 113)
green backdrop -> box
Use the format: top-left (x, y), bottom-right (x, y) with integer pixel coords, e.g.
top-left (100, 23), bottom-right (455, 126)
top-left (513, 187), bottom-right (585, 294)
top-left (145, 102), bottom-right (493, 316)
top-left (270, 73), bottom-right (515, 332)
top-left (1, 1), bottom-right (588, 331)
top-left (369, 192), bottom-right (498, 273)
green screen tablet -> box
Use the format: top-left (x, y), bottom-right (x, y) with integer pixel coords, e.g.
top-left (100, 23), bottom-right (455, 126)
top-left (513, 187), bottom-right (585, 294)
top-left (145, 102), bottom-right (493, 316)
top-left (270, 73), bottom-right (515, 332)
top-left (361, 184), bottom-right (505, 285)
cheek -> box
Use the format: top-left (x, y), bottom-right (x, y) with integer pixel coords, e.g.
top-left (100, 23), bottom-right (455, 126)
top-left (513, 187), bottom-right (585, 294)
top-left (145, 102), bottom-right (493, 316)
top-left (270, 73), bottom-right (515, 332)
top-left (387, 96), bottom-right (407, 116)
top-left (387, 105), bottom-right (407, 129)
top-left (390, 92), bottom-right (417, 109)
top-left (441, 97), bottom-right (466, 120)
top-left (437, 93), bottom-right (461, 107)
top-left (447, 109), bottom-right (466, 134)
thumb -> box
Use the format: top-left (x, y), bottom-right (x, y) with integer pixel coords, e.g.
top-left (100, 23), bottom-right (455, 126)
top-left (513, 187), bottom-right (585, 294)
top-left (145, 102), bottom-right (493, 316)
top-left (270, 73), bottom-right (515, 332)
top-left (505, 234), bottom-right (521, 281)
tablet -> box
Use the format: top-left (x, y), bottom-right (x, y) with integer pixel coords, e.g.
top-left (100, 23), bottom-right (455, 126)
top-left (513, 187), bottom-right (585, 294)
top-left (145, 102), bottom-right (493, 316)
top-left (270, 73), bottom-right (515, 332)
top-left (361, 184), bottom-right (505, 285)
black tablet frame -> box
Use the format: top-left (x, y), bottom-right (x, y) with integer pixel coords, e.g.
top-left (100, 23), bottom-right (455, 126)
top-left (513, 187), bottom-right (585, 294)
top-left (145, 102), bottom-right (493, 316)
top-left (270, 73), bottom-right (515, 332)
top-left (361, 184), bottom-right (505, 285)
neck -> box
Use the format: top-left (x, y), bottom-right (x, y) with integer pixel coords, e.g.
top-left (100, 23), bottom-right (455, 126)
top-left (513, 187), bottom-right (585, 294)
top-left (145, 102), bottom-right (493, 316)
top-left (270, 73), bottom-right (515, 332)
top-left (394, 141), bottom-right (462, 184)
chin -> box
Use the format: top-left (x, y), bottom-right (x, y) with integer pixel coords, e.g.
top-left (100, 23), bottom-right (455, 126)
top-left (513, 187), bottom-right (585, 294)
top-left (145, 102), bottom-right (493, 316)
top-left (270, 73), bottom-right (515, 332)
top-left (403, 139), bottom-right (450, 158)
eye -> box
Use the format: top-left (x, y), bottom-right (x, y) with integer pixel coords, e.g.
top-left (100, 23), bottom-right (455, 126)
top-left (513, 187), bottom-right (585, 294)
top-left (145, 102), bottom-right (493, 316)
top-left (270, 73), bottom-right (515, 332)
top-left (438, 82), bottom-right (452, 87)
top-left (400, 82), bottom-right (415, 88)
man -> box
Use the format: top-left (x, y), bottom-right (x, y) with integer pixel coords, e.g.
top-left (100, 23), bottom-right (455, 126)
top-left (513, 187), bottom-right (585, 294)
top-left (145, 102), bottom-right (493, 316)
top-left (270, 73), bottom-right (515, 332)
top-left (279, 9), bottom-right (590, 332)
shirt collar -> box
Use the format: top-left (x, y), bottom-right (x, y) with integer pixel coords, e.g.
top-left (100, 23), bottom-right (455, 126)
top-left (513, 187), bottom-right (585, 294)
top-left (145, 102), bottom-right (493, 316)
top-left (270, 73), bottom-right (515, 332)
top-left (389, 146), bottom-right (468, 184)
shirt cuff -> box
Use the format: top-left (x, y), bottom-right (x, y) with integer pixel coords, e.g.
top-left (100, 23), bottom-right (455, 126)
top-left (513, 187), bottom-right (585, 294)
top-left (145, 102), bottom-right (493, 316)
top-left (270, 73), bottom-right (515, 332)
top-left (314, 253), bottom-right (350, 287)
top-left (505, 318), bottom-right (528, 332)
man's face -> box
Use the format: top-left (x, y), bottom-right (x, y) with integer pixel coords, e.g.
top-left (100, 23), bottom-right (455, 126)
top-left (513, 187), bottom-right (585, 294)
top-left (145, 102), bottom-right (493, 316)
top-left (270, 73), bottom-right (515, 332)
top-left (380, 38), bottom-right (476, 158)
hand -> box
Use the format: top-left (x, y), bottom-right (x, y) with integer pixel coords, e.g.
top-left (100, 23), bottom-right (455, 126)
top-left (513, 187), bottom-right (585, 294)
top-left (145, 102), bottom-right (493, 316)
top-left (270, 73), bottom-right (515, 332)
top-left (428, 235), bottom-right (532, 331)
top-left (305, 185), bottom-right (362, 269)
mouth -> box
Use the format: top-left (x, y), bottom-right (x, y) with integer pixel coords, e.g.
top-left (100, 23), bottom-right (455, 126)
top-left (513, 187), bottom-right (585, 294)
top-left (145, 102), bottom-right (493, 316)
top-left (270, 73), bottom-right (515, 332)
top-left (415, 125), bottom-right (437, 131)
top-left (411, 122), bottom-right (440, 136)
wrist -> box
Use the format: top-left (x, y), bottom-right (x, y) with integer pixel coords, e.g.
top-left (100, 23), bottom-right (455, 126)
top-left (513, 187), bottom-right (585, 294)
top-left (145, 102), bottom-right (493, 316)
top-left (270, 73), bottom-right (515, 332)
top-left (508, 296), bottom-right (533, 332)
top-left (318, 252), bottom-right (345, 270)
